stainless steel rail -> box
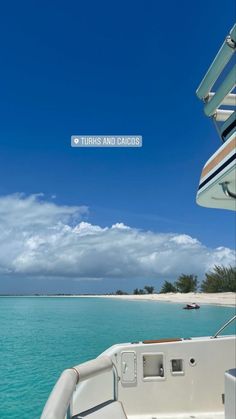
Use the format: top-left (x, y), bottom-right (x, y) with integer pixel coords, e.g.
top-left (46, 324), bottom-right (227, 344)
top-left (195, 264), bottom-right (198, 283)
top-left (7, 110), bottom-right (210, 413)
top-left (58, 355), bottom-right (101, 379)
top-left (208, 92), bottom-right (236, 107)
top-left (212, 315), bottom-right (236, 339)
top-left (204, 65), bottom-right (236, 117)
top-left (41, 356), bottom-right (117, 419)
top-left (214, 109), bottom-right (234, 122)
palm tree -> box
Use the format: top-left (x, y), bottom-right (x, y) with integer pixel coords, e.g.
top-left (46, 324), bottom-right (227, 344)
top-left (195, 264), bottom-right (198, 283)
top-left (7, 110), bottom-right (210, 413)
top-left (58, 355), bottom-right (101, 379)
top-left (144, 285), bottom-right (155, 294)
top-left (159, 281), bottom-right (176, 293)
top-left (175, 274), bottom-right (198, 293)
top-left (201, 265), bottom-right (236, 292)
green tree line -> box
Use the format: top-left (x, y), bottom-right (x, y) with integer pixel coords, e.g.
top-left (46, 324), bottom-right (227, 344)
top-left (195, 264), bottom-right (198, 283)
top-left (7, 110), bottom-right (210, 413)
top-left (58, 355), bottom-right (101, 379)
top-left (115, 265), bottom-right (236, 295)
top-left (160, 265), bottom-right (236, 293)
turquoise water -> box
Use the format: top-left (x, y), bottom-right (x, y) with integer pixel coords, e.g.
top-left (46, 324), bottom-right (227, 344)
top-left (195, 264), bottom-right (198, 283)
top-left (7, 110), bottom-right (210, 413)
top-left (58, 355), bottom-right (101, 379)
top-left (0, 297), bottom-right (235, 419)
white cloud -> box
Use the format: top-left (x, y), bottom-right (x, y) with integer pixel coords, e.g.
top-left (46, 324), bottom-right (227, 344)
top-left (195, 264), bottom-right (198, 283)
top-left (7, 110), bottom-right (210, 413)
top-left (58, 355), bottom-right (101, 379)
top-left (0, 194), bottom-right (235, 280)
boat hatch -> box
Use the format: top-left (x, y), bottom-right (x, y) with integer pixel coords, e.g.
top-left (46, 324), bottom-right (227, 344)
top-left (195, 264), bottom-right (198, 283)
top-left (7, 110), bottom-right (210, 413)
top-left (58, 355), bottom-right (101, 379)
top-left (121, 352), bottom-right (137, 384)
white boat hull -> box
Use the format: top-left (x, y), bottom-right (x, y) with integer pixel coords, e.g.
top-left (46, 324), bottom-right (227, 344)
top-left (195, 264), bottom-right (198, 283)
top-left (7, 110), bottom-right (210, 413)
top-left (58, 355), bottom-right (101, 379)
top-left (72, 336), bottom-right (236, 418)
top-left (197, 132), bottom-right (236, 210)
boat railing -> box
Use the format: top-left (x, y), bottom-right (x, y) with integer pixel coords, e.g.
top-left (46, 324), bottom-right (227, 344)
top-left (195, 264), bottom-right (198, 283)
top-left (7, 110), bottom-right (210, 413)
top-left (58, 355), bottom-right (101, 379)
top-left (40, 355), bottom-right (118, 419)
top-left (212, 315), bottom-right (236, 339)
top-left (196, 23), bottom-right (236, 133)
top-left (196, 24), bottom-right (236, 100)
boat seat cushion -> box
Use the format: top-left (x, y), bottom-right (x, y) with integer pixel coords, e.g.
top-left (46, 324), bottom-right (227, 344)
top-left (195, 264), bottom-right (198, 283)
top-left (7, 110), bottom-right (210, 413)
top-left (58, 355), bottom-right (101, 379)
top-left (73, 400), bottom-right (127, 418)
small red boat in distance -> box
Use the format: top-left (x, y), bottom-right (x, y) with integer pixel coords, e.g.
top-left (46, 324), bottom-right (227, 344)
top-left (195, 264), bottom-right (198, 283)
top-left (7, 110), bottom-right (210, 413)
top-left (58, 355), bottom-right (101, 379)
top-left (183, 303), bottom-right (200, 310)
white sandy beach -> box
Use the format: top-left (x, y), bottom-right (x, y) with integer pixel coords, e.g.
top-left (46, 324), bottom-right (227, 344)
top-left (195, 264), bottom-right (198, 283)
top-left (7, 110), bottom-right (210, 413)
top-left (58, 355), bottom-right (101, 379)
top-left (92, 292), bottom-right (236, 307)
top-left (14, 293), bottom-right (236, 306)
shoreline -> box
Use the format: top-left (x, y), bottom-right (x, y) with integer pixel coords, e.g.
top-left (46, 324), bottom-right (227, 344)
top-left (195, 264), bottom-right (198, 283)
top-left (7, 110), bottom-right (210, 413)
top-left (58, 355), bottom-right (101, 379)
top-left (97, 292), bottom-right (236, 307)
top-left (1, 292), bottom-right (235, 306)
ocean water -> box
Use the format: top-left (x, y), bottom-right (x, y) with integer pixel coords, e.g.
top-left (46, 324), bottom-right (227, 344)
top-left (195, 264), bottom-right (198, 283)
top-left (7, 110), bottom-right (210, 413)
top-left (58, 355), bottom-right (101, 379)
top-left (0, 297), bottom-right (235, 419)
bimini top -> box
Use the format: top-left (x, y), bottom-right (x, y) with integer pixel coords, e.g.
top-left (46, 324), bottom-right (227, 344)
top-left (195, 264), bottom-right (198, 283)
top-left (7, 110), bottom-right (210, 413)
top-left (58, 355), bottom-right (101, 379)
top-left (196, 24), bottom-right (236, 211)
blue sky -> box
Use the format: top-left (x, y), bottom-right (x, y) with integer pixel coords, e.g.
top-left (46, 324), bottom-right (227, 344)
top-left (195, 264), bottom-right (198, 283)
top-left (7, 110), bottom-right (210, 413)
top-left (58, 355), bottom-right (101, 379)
top-left (0, 1), bottom-right (235, 293)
